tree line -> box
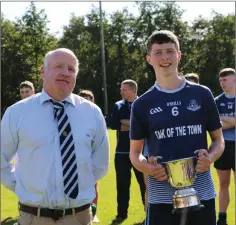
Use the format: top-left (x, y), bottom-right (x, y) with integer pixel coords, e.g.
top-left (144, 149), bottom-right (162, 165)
top-left (1, 2), bottom-right (235, 115)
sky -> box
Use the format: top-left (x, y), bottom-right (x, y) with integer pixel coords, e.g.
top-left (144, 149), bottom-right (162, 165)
top-left (2, 1), bottom-right (235, 37)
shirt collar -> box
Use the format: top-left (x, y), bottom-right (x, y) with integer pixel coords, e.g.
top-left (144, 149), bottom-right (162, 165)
top-left (40, 89), bottom-right (75, 106)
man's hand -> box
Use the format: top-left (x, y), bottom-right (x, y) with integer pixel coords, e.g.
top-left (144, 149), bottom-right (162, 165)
top-left (120, 124), bottom-right (130, 131)
top-left (120, 119), bottom-right (130, 126)
top-left (195, 149), bottom-right (212, 173)
top-left (148, 156), bottom-right (168, 181)
top-left (148, 163), bottom-right (168, 181)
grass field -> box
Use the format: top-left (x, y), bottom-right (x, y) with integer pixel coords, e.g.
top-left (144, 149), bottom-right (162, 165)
top-left (1, 130), bottom-right (235, 225)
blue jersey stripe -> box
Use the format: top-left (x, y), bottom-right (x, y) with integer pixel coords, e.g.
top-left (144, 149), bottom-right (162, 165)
top-left (148, 169), bottom-right (216, 204)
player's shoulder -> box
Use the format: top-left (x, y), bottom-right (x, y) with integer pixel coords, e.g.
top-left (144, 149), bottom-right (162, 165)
top-left (214, 92), bottom-right (225, 101)
top-left (115, 99), bottom-right (125, 105)
top-left (133, 85), bottom-right (156, 107)
top-left (185, 81), bottom-right (213, 96)
top-left (112, 99), bottom-right (126, 110)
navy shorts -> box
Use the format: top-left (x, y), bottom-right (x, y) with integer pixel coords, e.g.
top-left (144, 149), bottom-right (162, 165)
top-left (214, 141), bottom-right (235, 171)
top-left (144, 199), bottom-right (216, 225)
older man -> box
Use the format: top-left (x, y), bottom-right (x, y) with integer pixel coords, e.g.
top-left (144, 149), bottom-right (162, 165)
top-left (110, 79), bottom-right (146, 223)
top-left (1, 48), bottom-right (109, 225)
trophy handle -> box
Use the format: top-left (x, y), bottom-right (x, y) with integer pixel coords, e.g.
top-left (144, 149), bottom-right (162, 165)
top-left (148, 156), bottom-right (163, 165)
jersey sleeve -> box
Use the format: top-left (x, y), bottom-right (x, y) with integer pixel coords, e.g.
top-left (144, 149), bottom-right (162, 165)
top-left (130, 100), bottom-right (146, 140)
top-left (109, 103), bottom-right (121, 130)
top-left (204, 88), bottom-right (222, 131)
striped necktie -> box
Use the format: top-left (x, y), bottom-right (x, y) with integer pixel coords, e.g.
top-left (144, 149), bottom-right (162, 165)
top-left (50, 100), bottom-right (79, 199)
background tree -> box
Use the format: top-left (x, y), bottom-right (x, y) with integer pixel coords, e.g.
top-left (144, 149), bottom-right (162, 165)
top-left (2, 2), bottom-right (234, 115)
top-left (1, 2), bottom-right (58, 113)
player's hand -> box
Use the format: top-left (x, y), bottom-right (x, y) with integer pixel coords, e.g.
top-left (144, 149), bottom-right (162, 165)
top-left (120, 124), bottom-right (130, 131)
top-left (148, 156), bottom-right (168, 181)
top-left (148, 163), bottom-right (168, 181)
top-left (195, 149), bottom-right (212, 173)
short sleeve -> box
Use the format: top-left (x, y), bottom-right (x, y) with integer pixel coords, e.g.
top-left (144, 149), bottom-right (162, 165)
top-left (130, 101), bottom-right (146, 140)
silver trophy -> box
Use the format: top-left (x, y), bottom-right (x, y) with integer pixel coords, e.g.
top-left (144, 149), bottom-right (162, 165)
top-left (151, 152), bottom-right (204, 214)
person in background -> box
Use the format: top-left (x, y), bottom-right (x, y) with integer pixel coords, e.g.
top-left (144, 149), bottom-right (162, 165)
top-left (184, 73), bottom-right (200, 84)
top-left (79, 89), bottom-right (95, 103)
top-left (214, 68), bottom-right (235, 225)
top-left (19, 80), bottom-right (35, 99)
top-left (110, 79), bottom-right (146, 223)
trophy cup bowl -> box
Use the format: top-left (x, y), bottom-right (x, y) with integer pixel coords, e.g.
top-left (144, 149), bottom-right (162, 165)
top-left (164, 156), bottom-right (204, 214)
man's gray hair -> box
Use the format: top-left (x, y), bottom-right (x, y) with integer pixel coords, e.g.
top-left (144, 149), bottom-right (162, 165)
top-left (44, 48), bottom-right (79, 75)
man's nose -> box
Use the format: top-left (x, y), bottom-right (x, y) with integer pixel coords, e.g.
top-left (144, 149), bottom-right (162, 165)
top-left (161, 53), bottom-right (169, 60)
top-left (62, 68), bottom-right (69, 76)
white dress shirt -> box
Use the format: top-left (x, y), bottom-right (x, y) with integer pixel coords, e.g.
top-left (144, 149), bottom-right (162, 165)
top-left (1, 89), bottom-right (110, 209)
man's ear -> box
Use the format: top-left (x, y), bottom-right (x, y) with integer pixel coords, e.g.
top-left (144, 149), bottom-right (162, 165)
top-left (178, 51), bottom-right (182, 62)
top-left (146, 55), bottom-right (152, 65)
top-left (40, 66), bottom-right (44, 78)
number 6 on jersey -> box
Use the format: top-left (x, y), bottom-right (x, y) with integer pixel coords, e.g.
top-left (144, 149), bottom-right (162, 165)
top-left (172, 107), bottom-right (179, 116)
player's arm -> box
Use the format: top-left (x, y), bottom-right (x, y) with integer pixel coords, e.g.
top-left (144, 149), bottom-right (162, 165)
top-left (120, 119), bottom-right (130, 126)
top-left (220, 120), bottom-right (234, 130)
top-left (130, 139), bottom-right (148, 173)
top-left (120, 119), bottom-right (130, 131)
top-left (220, 116), bottom-right (236, 127)
top-left (208, 128), bottom-right (224, 162)
top-left (129, 102), bottom-right (168, 181)
top-left (130, 140), bottom-right (168, 181)
top-left (120, 124), bottom-right (130, 131)
top-left (109, 103), bottom-right (120, 130)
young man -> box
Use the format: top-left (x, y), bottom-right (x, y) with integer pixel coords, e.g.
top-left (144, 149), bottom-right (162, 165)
top-left (1, 48), bottom-right (109, 225)
top-left (214, 68), bottom-right (235, 225)
top-left (130, 30), bottom-right (224, 225)
top-left (19, 80), bottom-right (35, 99)
top-left (184, 73), bottom-right (200, 84)
top-left (110, 79), bottom-right (146, 223)
top-left (79, 89), bottom-right (95, 103)
top-left (78, 89), bottom-right (100, 223)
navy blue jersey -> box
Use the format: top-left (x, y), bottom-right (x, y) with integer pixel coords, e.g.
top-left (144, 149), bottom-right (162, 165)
top-left (110, 99), bottom-right (133, 154)
top-left (130, 81), bottom-right (222, 203)
top-left (215, 93), bottom-right (235, 141)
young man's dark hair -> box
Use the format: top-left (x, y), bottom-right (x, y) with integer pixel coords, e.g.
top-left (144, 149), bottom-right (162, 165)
top-left (218, 68), bottom-right (235, 77)
top-left (185, 73), bottom-right (200, 84)
top-left (19, 81), bottom-right (35, 90)
top-left (146, 30), bottom-right (180, 55)
top-left (78, 89), bottom-right (94, 103)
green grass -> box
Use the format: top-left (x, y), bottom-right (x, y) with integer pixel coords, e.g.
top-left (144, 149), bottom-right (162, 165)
top-left (1, 130), bottom-right (235, 224)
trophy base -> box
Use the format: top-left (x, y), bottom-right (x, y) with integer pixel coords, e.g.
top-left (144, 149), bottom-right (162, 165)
top-left (172, 204), bottom-right (205, 214)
